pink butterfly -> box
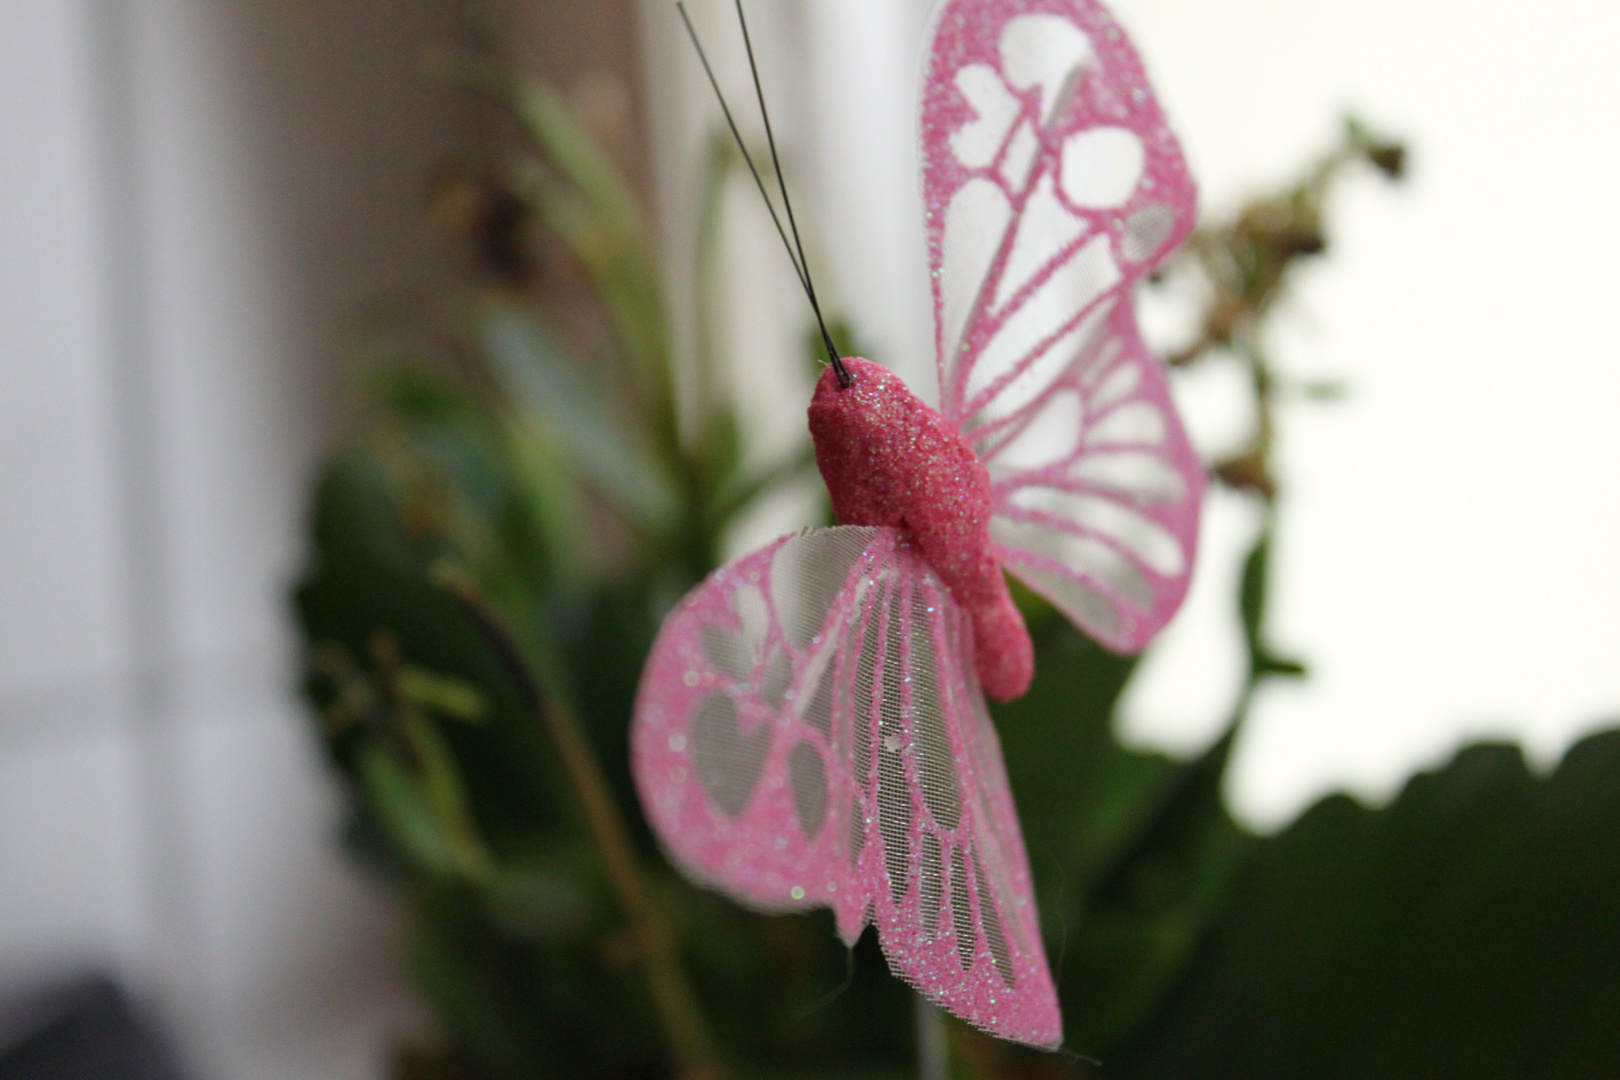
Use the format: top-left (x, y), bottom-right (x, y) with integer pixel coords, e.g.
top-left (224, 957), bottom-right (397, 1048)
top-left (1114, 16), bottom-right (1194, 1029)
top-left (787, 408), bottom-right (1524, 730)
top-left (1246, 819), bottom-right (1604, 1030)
top-left (634, 0), bottom-right (1200, 1049)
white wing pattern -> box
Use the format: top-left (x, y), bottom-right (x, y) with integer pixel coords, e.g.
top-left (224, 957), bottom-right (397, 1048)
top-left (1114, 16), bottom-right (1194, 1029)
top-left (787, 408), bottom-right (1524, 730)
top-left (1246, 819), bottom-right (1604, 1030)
top-left (922, 0), bottom-right (1204, 651)
top-left (632, 527), bottom-right (1062, 1046)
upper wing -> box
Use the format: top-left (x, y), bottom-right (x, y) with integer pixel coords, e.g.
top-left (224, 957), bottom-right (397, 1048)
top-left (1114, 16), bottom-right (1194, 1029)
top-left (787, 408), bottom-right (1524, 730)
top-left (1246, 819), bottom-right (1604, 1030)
top-left (921, 0), bottom-right (1203, 651)
top-left (632, 526), bottom-right (1061, 1047)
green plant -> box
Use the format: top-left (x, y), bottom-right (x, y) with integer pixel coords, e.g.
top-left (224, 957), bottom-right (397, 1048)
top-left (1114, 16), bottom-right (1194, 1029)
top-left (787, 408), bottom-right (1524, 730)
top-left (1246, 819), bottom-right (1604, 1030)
top-left (292, 44), bottom-right (1620, 1080)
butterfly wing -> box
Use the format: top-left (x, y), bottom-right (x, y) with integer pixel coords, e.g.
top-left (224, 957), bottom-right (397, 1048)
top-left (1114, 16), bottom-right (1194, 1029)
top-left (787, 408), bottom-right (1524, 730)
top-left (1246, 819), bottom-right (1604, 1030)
top-left (632, 526), bottom-right (1062, 1047)
top-left (634, 526), bottom-right (878, 938)
top-left (921, 0), bottom-right (1203, 651)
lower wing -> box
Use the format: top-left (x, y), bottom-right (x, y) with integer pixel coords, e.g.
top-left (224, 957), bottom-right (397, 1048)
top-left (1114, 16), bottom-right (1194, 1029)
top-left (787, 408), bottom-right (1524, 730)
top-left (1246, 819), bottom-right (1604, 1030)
top-left (632, 525), bottom-right (1061, 1047)
top-left (985, 308), bottom-right (1203, 652)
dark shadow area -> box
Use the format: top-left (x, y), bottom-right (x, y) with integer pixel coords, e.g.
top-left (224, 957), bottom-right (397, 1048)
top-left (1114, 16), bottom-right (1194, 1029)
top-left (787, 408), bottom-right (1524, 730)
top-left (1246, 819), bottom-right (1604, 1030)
top-left (0, 977), bottom-right (184, 1080)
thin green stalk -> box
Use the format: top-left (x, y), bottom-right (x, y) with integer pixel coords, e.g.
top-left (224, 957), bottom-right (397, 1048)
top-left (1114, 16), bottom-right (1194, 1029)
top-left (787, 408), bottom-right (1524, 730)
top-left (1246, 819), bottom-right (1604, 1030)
top-left (435, 569), bottom-right (726, 1080)
top-left (532, 674), bottom-right (724, 1080)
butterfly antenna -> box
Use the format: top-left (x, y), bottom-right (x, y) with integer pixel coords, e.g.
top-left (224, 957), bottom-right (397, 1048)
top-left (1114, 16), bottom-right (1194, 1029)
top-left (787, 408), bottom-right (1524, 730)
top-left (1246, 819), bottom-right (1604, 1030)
top-left (732, 0), bottom-right (849, 387)
top-left (675, 2), bottom-right (853, 389)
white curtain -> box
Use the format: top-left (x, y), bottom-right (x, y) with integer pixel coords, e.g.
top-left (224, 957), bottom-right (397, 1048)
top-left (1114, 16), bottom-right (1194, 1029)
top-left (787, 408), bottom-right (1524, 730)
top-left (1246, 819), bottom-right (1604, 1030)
top-left (0, 0), bottom-right (458, 1075)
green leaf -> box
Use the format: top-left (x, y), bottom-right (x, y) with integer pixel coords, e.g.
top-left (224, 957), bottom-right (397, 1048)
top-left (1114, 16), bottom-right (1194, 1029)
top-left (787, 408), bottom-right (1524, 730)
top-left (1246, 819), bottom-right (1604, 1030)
top-left (507, 73), bottom-right (646, 243)
top-left (1114, 729), bottom-right (1620, 1079)
top-left (1238, 521), bottom-right (1308, 688)
top-left (294, 459), bottom-right (573, 852)
top-left (993, 622), bottom-right (1148, 894)
top-left (374, 364), bottom-right (486, 426)
top-left (482, 864), bottom-right (594, 944)
top-left (1238, 526), bottom-right (1272, 652)
top-left (401, 708), bottom-right (498, 883)
top-left (309, 452), bottom-right (418, 572)
top-left (366, 366), bottom-right (540, 581)
top-left (479, 301), bottom-right (676, 532)
top-left (1253, 653), bottom-right (1308, 680)
top-left (991, 611), bottom-right (1263, 1057)
top-left (400, 665), bottom-right (488, 723)
top-left (499, 412), bottom-right (590, 585)
top-left (1059, 729), bottom-right (1253, 1054)
top-left (359, 742), bottom-right (458, 878)
top-left (993, 621), bottom-right (1238, 1053)
top-left (504, 75), bottom-right (675, 450)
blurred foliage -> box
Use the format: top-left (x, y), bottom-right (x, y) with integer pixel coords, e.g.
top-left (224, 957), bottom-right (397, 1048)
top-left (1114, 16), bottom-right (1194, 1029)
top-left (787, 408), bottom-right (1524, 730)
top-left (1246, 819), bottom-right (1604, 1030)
top-left (1110, 731), bottom-right (1620, 1079)
top-left (290, 35), bottom-right (1620, 1080)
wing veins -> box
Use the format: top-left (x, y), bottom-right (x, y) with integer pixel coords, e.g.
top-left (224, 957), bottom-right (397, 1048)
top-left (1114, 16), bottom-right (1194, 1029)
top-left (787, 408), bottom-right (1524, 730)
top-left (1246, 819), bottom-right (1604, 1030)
top-left (943, 117), bottom-right (1057, 417)
top-left (995, 506), bottom-right (1169, 580)
top-left (992, 472), bottom-right (1174, 509)
top-left (971, 367), bottom-right (1081, 458)
top-left (995, 545), bottom-right (1154, 617)
top-left (962, 291), bottom-right (1115, 425)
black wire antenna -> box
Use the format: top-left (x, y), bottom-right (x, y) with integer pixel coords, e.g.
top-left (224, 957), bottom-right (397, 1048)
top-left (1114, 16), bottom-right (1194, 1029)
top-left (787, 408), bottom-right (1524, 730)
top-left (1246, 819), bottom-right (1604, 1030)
top-left (676, 0), bottom-right (853, 389)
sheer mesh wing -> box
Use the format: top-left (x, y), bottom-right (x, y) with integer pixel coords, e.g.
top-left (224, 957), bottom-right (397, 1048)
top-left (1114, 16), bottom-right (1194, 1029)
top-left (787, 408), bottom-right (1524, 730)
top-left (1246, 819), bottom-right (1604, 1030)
top-left (633, 527), bottom-right (1061, 1047)
top-left (921, 0), bottom-right (1203, 650)
top-left (849, 533), bottom-right (1062, 1047)
top-left (633, 526), bottom-right (880, 937)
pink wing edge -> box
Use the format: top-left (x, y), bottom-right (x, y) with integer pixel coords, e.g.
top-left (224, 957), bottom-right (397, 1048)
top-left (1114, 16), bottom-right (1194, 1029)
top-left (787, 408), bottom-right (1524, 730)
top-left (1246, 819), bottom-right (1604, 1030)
top-left (632, 526), bottom-right (1063, 1048)
top-left (919, 0), bottom-right (1205, 652)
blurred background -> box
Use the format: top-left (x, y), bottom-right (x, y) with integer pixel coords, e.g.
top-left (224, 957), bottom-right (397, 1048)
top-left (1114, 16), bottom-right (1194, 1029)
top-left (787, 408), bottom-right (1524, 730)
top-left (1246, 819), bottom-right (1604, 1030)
top-left (1, 0), bottom-right (1616, 1078)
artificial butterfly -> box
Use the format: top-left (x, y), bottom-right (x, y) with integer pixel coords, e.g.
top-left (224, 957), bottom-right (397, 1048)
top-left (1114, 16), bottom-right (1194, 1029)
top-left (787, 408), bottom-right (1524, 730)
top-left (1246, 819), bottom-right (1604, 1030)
top-left (633, 0), bottom-right (1200, 1048)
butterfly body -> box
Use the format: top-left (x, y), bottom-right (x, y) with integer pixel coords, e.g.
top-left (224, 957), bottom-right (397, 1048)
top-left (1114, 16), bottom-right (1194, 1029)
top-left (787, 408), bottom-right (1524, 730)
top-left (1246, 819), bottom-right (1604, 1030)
top-left (810, 357), bottom-right (1034, 701)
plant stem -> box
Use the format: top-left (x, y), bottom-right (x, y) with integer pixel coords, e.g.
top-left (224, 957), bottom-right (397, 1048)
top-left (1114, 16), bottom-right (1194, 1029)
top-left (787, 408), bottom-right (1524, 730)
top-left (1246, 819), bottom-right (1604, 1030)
top-left (916, 996), bottom-right (949, 1080)
top-left (537, 682), bottom-right (725, 1080)
top-left (436, 571), bottom-right (726, 1080)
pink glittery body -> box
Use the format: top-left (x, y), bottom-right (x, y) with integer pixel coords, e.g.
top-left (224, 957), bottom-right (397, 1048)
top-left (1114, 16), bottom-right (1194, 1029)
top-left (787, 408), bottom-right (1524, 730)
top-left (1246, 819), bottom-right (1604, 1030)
top-left (809, 357), bottom-right (1033, 701)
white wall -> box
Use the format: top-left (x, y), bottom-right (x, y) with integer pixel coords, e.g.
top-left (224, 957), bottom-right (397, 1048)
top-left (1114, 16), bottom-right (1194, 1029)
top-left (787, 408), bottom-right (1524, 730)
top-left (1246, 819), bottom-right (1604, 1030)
top-left (0, 0), bottom-right (467, 1074)
top-left (0, 0), bottom-right (150, 1001)
top-left (1107, 0), bottom-right (1620, 828)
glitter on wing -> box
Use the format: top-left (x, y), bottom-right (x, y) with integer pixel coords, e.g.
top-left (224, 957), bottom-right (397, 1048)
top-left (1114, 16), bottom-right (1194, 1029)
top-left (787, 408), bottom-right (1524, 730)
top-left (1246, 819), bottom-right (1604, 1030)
top-left (631, 527), bottom-right (1061, 1047)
